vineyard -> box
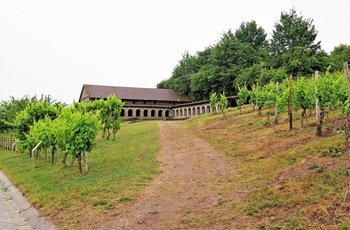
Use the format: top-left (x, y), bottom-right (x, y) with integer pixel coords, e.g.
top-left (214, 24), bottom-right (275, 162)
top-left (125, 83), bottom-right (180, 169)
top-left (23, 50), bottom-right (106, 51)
top-left (9, 95), bottom-right (124, 174)
top-left (237, 67), bottom-right (350, 138)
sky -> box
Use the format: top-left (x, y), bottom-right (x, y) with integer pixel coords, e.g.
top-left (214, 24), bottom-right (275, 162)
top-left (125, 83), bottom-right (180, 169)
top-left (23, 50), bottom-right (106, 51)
top-left (0, 0), bottom-right (349, 104)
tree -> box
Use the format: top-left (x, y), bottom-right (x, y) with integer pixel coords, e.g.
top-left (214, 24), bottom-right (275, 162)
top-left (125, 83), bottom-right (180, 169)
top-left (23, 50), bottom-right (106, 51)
top-left (292, 77), bottom-right (315, 126)
top-left (0, 95), bottom-right (38, 133)
top-left (58, 109), bottom-right (100, 174)
top-left (209, 92), bottom-right (217, 113)
top-left (330, 44), bottom-right (350, 72)
top-left (235, 21), bottom-right (268, 52)
top-left (269, 8), bottom-right (326, 75)
top-left (218, 93), bottom-right (228, 116)
top-left (236, 86), bottom-right (249, 114)
top-left (167, 51), bottom-right (200, 96)
top-left (13, 101), bottom-right (58, 153)
top-left (106, 95), bottom-right (124, 140)
top-left (30, 116), bottom-right (57, 164)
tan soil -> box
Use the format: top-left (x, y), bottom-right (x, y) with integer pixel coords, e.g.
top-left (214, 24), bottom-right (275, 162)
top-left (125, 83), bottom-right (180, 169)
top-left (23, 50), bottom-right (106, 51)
top-left (90, 121), bottom-right (233, 229)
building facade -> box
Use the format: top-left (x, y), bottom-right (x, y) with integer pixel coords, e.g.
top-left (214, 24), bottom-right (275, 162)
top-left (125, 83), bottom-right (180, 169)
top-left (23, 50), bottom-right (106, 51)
top-left (79, 84), bottom-right (234, 120)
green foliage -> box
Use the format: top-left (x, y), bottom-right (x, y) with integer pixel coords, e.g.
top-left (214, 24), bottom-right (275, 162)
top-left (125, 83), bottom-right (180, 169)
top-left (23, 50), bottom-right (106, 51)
top-left (236, 85), bottom-right (249, 106)
top-left (60, 109), bottom-right (100, 156)
top-left (218, 93), bottom-right (228, 115)
top-left (292, 77), bottom-right (315, 112)
top-left (13, 101), bottom-right (58, 152)
top-left (209, 92), bottom-right (217, 113)
top-left (269, 8), bottom-right (327, 76)
top-left (0, 121), bottom-right (160, 223)
top-left (329, 44), bottom-right (350, 72)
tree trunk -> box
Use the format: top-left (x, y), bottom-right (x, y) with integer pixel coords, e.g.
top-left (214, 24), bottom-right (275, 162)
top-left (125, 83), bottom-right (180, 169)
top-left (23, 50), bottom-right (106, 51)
top-left (106, 128), bottom-right (110, 140)
top-left (267, 111), bottom-right (271, 125)
top-left (51, 146), bottom-right (56, 165)
top-left (83, 151), bottom-right (89, 172)
top-left (113, 129), bottom-right (117, 140)
top-left (258, 107), bottom-right (262, 116)
top-left (62, 152), bottom-right (68, 167)
top-left (301, 108), bottom-right (306, 127)
top-left (77, 153), bottom-right (83, 174)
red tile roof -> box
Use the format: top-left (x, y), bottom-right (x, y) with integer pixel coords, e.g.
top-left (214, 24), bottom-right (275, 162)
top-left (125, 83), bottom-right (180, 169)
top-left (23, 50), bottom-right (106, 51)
top-left (80, 84), bottom-right (191, 102)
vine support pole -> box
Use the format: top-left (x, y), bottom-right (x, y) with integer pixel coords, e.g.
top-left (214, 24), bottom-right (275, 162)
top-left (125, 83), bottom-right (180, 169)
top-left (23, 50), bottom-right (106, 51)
top-left (343, 62), bottom-right (350, 148)
top-left (315, 70), bottom-right (321, 137)
top-left (344, 62), bottom-right (350, 93)
top-left (31, 141), bottom-right (42, 169)
top-left (289, 74), bottom-right (293, 131)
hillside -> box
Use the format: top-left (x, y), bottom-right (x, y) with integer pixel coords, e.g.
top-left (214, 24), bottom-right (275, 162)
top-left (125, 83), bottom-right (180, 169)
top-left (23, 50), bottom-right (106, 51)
top-left (184, 106), bottom-right (350, 229)
top-left (1, 105), bottom-right (350, 229)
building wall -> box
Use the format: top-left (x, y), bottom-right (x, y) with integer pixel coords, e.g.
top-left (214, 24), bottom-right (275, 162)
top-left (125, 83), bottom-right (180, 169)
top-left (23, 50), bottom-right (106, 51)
top-left (120, 102), bottom-right (218, 120)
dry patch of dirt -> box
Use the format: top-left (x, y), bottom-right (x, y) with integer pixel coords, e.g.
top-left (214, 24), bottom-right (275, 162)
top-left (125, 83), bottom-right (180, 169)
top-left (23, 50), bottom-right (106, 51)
top-left (79, 121), bottom-right (235, 229)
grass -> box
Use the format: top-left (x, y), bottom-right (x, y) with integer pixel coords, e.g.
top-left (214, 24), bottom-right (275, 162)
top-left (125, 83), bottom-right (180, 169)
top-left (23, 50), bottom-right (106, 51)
top-left (184, 105), bottom-right (350, 228)
top-left (2, 105), bottom-right (350, 228)
top-left (0, 120), bottom-right (160, 228)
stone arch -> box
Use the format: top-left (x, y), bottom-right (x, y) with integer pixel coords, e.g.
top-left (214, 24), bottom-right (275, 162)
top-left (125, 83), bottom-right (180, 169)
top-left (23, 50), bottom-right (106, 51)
top-left (184, 108), bottom-right (187, 116)
top-left (165, 110), bottom-right (170, 118)
top-left (201, 106), bottom-right (205, 114)
top-left (188, 108), bottom-right (191, 116)
top-left (136, 109), bottom-right (141, 117)
top-left (192, 107), bottom-right (196, 116)
top-left (206, 105), bottom-right (210, 113)
top-left (180, 109), bottom-right (183, 116)
top-left (121, 109), bottom-right (125, 116)
top-left (176, 109), bottom-right (179, 117)
top-left (197, 107), bottom-right (200, 115)
top-left (128, 109), bottom-right (133, 117)
top-left (158, 110), bottom-right (163, 117)
top-left (151, 110), bottom-right (156, 117)
top-left (143, 110), bottom-right (148, 117)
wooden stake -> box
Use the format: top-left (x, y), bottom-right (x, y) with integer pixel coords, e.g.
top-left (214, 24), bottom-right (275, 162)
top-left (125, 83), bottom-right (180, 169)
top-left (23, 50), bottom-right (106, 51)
top-left (289, 74), bottom-right (293, 131)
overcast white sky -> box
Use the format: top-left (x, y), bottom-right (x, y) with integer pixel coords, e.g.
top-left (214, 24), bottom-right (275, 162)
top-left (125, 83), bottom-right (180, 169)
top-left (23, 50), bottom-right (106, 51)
top-left (0, 0), bottom-right (349, 104)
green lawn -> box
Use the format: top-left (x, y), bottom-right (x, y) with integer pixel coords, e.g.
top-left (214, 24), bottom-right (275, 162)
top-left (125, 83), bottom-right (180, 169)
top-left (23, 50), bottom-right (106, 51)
top-left (0, 120), bottom-right (160, 225)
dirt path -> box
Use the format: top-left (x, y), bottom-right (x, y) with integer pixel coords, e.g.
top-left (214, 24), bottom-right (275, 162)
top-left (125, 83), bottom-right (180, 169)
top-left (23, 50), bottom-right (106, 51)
top-left (103, 121), bottom-right (232, 229)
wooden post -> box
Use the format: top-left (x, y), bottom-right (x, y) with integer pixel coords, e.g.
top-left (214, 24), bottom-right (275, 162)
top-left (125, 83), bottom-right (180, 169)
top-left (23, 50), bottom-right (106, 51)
top-left (343, 62), bottom-right (350, 148)
top-left (345, 62), bottom-right (350, 92)
top-left (274, 82), bottom-right (279, 130)
top-left (315, 70), bottom-right (322, 137)
top-left (289, 74), bottom-right (293, 131)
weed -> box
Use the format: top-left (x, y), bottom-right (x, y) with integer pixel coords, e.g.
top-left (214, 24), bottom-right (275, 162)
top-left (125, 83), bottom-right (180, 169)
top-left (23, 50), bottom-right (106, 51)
top-left (308, 163), bottom-right (318, 169)
top-left (118, 197), bottom-right (133, 203)
top-left (93, 199), bottom-right (107, 206)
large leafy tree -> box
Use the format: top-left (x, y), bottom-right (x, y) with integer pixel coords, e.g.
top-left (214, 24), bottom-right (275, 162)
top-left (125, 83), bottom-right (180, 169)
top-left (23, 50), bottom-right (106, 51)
top-left (164, 51), bottom-right (200, 96)
top-left (329, 44), bottom-right (350, 72)
top-left (235, 21), bottom-right (268, 52)
top-left (0, 95), bottom-right (38, 133)
top-left (269, 8), bottom-right (327, 75)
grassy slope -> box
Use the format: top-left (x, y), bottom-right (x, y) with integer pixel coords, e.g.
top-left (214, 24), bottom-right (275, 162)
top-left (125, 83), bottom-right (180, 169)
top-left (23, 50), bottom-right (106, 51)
top-left (1, 107), bottom-right (350, 229)
top-left (0, 121), bottom-right (160, 228)
top-left (184, 105), bottom-right (350, 229)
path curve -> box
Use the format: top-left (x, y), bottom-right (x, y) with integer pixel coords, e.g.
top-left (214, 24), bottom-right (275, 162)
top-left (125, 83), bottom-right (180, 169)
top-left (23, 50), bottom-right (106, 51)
top-left (108, 121), bottom-right (231, 229)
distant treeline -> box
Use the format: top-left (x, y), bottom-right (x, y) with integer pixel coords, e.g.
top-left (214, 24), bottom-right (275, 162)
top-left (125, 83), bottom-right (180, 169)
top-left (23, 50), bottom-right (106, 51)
top-left (157, 8), bottom-right (350, 101)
